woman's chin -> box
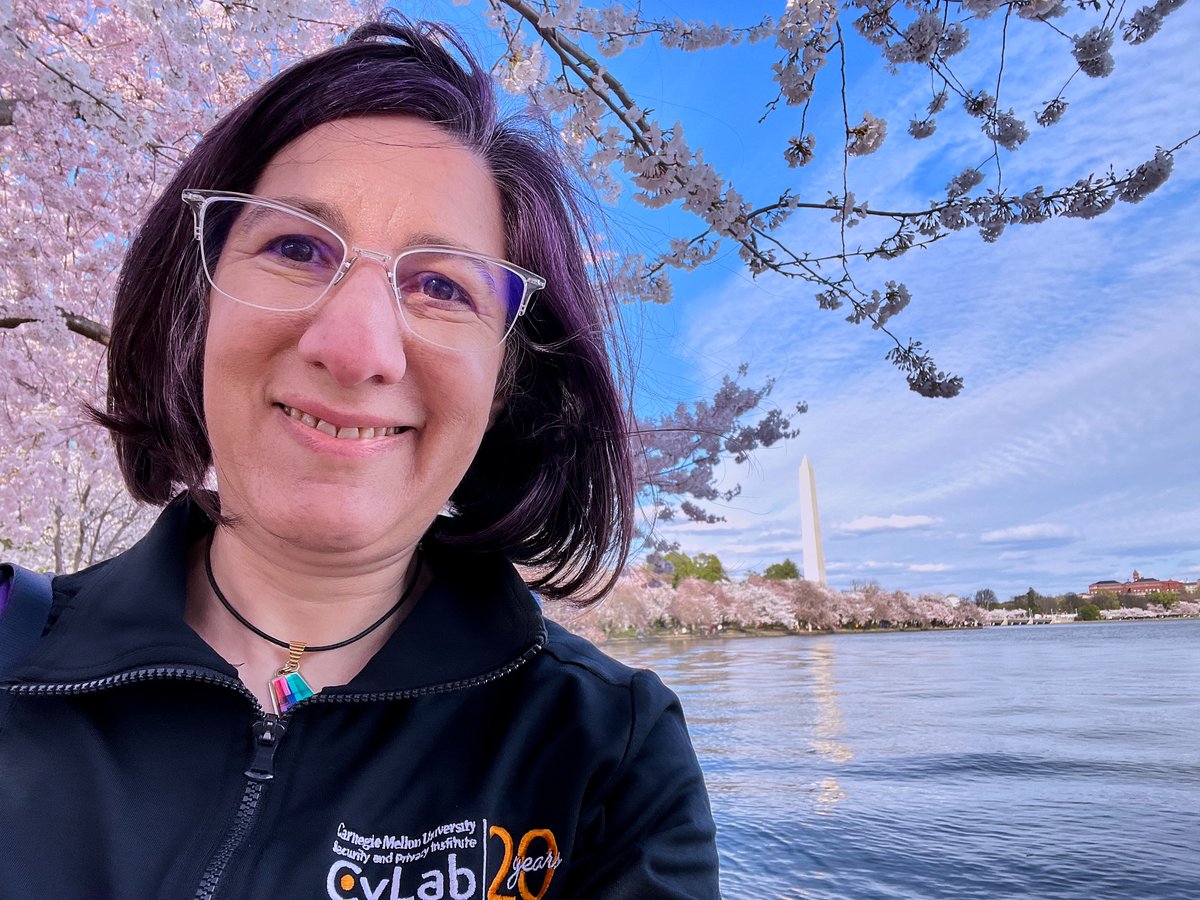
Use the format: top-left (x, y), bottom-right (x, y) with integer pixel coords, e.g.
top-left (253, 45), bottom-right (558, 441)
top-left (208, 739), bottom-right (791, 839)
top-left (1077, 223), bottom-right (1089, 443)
top-left (228, 486), bottom-right (428, 558)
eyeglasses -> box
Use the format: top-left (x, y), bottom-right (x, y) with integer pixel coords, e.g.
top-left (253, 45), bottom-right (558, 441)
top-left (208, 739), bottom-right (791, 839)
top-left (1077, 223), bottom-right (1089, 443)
top-left (181, 189), bottom-right (546, 352)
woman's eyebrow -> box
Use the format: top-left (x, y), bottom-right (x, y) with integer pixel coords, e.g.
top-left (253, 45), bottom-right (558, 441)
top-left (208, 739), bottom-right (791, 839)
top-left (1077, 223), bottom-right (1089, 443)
top-left (269, 195), bottom-right (351, 236)
top-left (405, 230), bottom-right (471, 249)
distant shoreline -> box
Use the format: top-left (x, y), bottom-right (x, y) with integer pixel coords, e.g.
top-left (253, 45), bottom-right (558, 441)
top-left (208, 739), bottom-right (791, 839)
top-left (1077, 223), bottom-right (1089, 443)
top-left (600, 615), bottom-right (1199, 644)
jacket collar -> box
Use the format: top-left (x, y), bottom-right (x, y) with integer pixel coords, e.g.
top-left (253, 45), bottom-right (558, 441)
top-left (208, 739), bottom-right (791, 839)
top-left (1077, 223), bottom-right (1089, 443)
top-left (12, 498), bottom-right (546, 695)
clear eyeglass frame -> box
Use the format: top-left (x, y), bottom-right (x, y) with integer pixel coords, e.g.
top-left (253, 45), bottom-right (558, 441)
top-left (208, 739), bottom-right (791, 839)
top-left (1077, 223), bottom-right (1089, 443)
top-left (181, 188), bottom-right (547, 352)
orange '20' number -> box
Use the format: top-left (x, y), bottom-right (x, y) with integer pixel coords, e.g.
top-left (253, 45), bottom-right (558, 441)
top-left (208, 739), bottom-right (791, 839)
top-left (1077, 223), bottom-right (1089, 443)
top-left (488, 825), bottom-right (560, 900)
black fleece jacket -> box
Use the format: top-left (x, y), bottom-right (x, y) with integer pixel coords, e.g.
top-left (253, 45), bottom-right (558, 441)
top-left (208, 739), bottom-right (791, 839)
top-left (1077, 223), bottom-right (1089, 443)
top-left (0, 500), bottom-right (719, 899)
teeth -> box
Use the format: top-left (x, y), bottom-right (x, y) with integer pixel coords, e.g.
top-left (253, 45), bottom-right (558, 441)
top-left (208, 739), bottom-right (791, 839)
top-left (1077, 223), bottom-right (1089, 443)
top-left (281, 405), bottom-right (402, 440)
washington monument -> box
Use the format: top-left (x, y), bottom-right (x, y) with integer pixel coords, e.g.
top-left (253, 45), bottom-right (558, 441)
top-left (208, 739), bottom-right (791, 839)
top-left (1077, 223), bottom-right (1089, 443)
top-left (798, 456), bottom-right (827, 585)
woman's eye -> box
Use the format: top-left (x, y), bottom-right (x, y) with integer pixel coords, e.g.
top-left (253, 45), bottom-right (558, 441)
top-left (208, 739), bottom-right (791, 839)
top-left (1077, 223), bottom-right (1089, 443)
top-left (265, 234), bottom-right (333, 267)
top-left (278, 236), bottom-right (316, 263)
top-left (419, 274), bottom-right (471, 306)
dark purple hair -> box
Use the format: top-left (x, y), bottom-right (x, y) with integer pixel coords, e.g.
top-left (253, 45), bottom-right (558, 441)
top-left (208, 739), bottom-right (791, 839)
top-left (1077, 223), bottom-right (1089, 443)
top-left (96, 16), bottom-right (634, 604)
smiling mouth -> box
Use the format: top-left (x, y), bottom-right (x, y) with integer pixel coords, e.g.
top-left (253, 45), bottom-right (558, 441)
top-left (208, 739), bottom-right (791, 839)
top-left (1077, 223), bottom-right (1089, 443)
top-left (278, 404), bottom-right (407, 440)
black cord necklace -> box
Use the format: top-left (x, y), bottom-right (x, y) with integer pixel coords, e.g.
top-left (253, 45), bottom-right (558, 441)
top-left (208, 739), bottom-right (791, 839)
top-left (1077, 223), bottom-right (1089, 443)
top-left (204, 532), bottom-right (421, 713)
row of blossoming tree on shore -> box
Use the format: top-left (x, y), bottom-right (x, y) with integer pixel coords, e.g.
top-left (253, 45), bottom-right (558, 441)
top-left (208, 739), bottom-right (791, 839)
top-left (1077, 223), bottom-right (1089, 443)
top-left (548, 566), bottom-right (1200, 642)
top-left (549, 567), bottom-right (986, 642)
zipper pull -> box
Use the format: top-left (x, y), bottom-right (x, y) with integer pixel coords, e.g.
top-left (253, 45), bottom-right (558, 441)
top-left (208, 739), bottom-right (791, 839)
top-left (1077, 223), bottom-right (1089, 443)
top-left (245, 714), bottom-right (286, 782)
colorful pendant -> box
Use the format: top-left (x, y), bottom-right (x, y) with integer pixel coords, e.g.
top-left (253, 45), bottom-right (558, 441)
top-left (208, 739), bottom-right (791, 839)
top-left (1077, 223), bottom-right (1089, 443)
top-left (269, 641), bottom-right (315, 714)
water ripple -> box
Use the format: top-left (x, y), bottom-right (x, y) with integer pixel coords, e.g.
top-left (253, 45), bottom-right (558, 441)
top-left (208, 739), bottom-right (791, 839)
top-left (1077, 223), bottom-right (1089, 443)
top-left (609, 621), bottom-right (1200, 899)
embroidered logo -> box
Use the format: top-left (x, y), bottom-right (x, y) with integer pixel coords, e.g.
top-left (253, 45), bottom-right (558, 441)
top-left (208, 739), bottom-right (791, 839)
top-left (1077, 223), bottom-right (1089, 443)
top-left (326, 820), bottom-right (561, 900)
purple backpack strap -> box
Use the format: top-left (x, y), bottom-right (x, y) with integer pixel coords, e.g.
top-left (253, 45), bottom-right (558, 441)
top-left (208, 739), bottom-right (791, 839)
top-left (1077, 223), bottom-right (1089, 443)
top-left (0, 563), bottom-right (55, 680)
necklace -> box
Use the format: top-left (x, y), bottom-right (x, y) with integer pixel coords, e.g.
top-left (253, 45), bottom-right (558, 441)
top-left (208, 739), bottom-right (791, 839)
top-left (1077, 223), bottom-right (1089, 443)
top-left (204, 533), bottom-right (421, 714)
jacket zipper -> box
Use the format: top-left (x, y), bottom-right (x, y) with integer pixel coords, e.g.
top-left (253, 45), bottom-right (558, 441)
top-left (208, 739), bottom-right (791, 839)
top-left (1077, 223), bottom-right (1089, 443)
top-left (193, 714), bottom-right (285, 900)
top-left (6, 639), bottom-right (543, 899)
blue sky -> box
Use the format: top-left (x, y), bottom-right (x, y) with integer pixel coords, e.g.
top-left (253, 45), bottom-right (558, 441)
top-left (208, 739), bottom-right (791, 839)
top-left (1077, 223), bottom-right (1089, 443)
top-left (431, 1), bottom-right (1200, 600)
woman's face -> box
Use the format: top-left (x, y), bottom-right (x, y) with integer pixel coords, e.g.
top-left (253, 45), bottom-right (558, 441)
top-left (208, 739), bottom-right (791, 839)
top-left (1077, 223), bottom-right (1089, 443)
top-left (202, 116), bottom-right (507, 558)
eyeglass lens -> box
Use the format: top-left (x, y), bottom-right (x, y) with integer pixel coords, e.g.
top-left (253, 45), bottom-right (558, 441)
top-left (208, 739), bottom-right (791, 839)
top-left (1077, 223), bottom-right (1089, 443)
top-left (199, 197), bottom-right (525, 351)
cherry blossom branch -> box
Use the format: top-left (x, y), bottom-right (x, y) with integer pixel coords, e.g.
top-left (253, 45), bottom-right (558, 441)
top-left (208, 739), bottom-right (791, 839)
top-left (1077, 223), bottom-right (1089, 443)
top-left (497, 0), bottom-right (652, 138)
top-left (6, 29), bottom-right (127, 122)
top-left (481, 3), bottom-right (1194, 397)
top-left (992, 8), bottom-right (1012, 191)
top-left (0, 312), bottom-right (111, 345)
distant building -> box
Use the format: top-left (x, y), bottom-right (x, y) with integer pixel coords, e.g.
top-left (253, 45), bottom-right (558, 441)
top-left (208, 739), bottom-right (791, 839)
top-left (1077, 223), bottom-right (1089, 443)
top-left (1087, 570), bottom-right (1187, 596)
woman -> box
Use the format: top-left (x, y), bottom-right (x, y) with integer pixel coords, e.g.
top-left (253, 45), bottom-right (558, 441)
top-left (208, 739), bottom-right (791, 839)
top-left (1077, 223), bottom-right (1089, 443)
top-left (0, 18), bottom-right (719, 900)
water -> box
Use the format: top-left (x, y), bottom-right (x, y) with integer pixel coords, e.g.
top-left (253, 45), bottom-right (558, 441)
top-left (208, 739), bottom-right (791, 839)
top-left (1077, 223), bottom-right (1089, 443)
top-left (607, 621), bottom-right (1200, 899)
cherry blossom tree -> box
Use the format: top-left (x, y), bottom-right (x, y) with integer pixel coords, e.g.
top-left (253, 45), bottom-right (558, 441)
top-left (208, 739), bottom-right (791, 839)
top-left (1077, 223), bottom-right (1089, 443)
top-left (667, 577), bottom-right (720, 632)
top-left (3, 1), bottom-right (1194, 569)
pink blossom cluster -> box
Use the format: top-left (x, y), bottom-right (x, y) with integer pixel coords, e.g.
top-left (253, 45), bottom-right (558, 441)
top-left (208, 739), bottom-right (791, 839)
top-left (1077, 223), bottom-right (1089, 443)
top-left (846, 112), bottom-right (887, 157)
top-left (1123, 0), bottom-right (1187, 43)
top-left (908, 118), bottom-right (937, 140)
top-left (1072, 27), bottom-right (1116, 78)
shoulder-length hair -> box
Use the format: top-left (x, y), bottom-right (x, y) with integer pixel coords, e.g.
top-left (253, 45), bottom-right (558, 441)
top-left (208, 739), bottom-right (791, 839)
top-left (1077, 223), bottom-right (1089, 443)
top-left (96, 17), bottom-right (634, 605)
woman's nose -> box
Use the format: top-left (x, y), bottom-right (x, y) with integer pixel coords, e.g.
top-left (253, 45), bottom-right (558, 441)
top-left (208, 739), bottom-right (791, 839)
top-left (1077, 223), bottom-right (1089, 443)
top-left (295, 258), bottom-right (408, 386)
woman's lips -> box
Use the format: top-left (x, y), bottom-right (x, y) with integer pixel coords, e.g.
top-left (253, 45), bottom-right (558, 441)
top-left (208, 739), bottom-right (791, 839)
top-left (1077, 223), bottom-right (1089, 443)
top-left (278, 403), bottom-right (407, 440)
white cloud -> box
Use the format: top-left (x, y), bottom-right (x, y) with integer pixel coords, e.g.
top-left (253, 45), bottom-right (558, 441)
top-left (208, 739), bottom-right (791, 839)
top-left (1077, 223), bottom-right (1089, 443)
top-left (998, 551), bottom-right (1033, 561)
top-left (837, 514), bottom-right (938, 535)
top-left (826, 559), bottom-right (950, 573)
top-left (980, 524), bottom-right (1078, 545)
